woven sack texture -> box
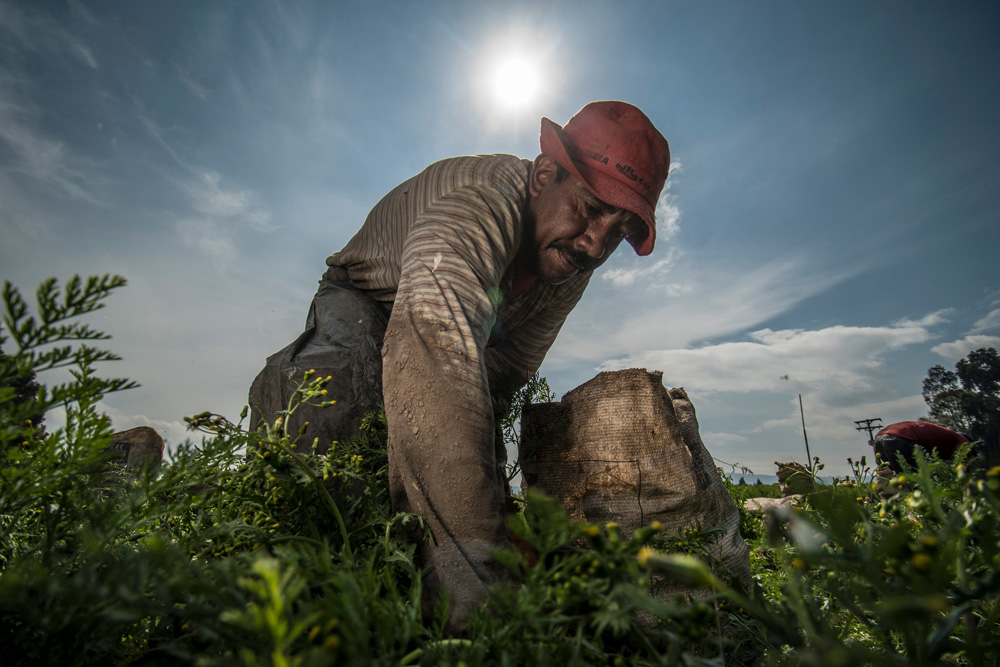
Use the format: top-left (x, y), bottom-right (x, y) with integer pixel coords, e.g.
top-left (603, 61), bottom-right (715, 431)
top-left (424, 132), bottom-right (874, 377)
top-left (521, 368), bottom-right (751, 588)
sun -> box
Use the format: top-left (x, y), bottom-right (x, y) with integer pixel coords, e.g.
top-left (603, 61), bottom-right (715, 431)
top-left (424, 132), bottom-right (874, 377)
top-left (492, 56), bottom-right (539, 108)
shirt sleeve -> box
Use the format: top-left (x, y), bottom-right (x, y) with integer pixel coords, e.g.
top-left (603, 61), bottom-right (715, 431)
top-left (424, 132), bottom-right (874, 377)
top-left (381, 182), bottom-right (520, 543)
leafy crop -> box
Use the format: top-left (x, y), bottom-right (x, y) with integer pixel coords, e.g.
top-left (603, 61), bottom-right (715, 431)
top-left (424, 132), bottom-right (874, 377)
top-left (1, 275), bottom-right (998, 665)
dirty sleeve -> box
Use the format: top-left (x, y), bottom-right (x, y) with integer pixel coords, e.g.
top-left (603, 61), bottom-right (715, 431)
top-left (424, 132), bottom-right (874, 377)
top-left (381, 182), bottom-right (522, 611)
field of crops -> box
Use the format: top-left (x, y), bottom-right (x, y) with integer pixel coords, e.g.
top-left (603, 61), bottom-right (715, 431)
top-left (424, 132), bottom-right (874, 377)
top-left (2, 276), bottom-right (998, 666)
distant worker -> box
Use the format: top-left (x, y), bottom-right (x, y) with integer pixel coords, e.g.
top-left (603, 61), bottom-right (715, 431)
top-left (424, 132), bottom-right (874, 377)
top-left (872, 421), bottom-right (970, 473)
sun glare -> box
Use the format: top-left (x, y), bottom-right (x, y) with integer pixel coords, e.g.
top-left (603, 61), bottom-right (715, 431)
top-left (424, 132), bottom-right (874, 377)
top-left (493, 56), bottom-right (539, 108)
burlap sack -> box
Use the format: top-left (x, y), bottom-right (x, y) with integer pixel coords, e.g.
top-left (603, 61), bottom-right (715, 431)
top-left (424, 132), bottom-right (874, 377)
top-left (521, 368), bottom-right (751, 588)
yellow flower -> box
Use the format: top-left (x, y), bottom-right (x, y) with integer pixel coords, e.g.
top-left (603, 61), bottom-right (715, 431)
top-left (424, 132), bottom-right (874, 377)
top-left (987, 466), bottom-right (1000, 478)
top-left (912, 553), bottom-right (932, 571)
top-left (638, 546), bottom-right (654, 567)
top-left (323, 635), bottom-right (340, 651)
top-left (586, 525), bottom-right (600, 537)
top-left (921, 535), bottom-right (937, 548)
top-left (792, 558), bottom-right (805, 570)
top-left (651, 521), bottom-right (664, 532)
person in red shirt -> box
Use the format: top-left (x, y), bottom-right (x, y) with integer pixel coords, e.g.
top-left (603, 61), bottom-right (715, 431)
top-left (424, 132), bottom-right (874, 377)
top-left (873, 421), bottom-right (971, 473)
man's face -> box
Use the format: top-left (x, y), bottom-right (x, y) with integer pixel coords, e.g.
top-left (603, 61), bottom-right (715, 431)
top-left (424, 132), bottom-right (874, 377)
top-left (521, 155), bottom-right (645, 285)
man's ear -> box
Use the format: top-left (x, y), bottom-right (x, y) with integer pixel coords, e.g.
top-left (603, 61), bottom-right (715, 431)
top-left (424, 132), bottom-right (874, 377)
top-left (529, 153), bottom-right (558, 198)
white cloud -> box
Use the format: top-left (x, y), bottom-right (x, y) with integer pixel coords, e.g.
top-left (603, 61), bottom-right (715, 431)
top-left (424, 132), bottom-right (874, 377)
top-left (581, 312), bottom-right (951, 476)
top-left (185, 169), bottom-right (273, 231)
top-left (43, 403), bottom-right (192, 456)
top-left (0, 2), bottom-right (99, 69)
top-left (932, 335), bottom-right (1000, 361)
top-left (554, 254), bottom-right (853, 369)
top-left (67, 36), bottom-right (98, 70)
top-left (970, 308), bottom-right (1000, 334)
top-left (601, 319), bottom-right (935, 400)
top-left (654, 160), bottom-right (683, 241)
top-left (602, 249), bottom-right (678, 287)
top-left (703, 432), bottom-right (747, 443)
top-left (137, 112), bottom-right (274, 261)
top-left (174, 64), bottom-right (210, 99)
top-left (893, 309), bottom-right (952, 328)
top-left (0, 94), bottom-right (104, 206)
top-left (176, 218), bottom-right (238, 262)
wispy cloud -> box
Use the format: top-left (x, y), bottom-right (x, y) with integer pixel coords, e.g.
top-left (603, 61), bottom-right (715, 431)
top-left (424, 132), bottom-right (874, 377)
top-left (931, 335), bottom-right (1000, 361)
top-left (929, 302), bottom-right (1000, 360)
top-left (136, 110), bottom-right (274, 261)
top-left (0, 2), bottom-right (99, 69)
top-left (591, 311), bottom-right (953, 474)
top-left (555, 253), bottom-right (854, 371)
top-left (602, 249), bottom-right (680, 287)
top-left (602, 161), bottom-right (685, 288)
top-left (600, 315), bottom-right (940, 401)
top-left (174, 64), bottom-right (210, 99)
top-left (0, 93), bottom-right (105, 206)
top-left (0, 4), bottom-right (106, 207)
top-left (185, 169), bottom-right (273, 231)
top-left (970, 307), bottom-right (1000, 335)
top-left (656, 160), bottom-right (683, 242)
top-left (176, 218), bottom-right (239, 262)
top-left (174, 170), bottom-right (273, 261)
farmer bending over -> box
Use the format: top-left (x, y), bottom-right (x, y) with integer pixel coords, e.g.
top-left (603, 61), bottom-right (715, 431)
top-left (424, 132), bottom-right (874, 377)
top-left (249, 101), bottom-right (671, 631)
top-left (873, 420), bottom-right (971, 473)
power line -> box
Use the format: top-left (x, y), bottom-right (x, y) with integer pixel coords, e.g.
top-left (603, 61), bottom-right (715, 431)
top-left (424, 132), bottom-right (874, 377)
top-left (854, 418), bottom-right (883, 445)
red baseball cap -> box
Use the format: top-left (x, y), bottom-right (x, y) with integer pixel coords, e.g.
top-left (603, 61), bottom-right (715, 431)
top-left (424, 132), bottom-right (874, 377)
top-left (539, 101), bottom-right (670, 256)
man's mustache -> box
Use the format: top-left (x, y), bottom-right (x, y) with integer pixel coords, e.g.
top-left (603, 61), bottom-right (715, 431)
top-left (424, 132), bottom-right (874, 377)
top-left (554, 244), bottom-right (598, 272)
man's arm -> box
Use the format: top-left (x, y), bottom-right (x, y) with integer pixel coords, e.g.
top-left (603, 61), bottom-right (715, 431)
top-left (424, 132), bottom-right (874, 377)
top-left (381, 183), bottom-right (520, 626)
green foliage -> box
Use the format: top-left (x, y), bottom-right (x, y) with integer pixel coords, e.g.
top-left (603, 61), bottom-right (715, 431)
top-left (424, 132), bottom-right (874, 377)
top-left (923, 347), bottom-right (1000, 448)
top-left (494, 371), bottom-right (554, 485)
top-left (724, 453), bottom-right (1000, 666)
top-left (2, 275), bottom-right (999, 666)
top-left (0, 345), bottom-right (45, 434)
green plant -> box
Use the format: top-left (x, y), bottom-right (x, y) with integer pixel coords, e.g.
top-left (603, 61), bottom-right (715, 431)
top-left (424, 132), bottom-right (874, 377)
top-left (3, 274), bottom-right (998, 665)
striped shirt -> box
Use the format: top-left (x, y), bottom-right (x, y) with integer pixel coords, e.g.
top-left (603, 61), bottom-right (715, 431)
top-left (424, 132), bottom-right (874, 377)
top-left (327, 154), bottom-right (591, 397)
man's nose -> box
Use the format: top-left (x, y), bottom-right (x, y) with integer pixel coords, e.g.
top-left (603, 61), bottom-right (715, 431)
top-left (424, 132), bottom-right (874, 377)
top-left (576, 218), bottom-right (614, 259)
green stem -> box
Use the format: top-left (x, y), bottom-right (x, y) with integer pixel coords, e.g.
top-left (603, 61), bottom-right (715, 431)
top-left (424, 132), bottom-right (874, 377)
top-left (276, 441), bottom-right (353, 563)
top-left (269, 534), bottom-right (329, 550)
top-left (400, 639), bottom-right (474, 666)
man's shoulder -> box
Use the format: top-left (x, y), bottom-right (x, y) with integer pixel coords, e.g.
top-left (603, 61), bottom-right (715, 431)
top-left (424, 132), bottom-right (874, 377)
top-left (422, 154), bottom-right (532, 195)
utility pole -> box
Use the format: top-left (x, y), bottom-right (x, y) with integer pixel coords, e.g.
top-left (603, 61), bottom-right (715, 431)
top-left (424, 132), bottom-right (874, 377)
top-left (799, 394), bottom-right (813, 472)
top-left (854, 418), bottom-right (883, 446)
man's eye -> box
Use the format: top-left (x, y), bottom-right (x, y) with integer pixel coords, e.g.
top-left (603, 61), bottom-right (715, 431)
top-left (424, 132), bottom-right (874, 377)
top-left (585, 202), bottom-right (602, 217)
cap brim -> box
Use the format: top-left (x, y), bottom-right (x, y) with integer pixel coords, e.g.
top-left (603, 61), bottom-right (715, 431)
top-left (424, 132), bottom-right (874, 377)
top-left (540, 117), bottom-right (656, 256)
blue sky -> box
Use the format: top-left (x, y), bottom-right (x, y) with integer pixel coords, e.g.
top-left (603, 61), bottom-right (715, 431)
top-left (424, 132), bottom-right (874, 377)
top-left (2, 0), bottom-right (998, 477)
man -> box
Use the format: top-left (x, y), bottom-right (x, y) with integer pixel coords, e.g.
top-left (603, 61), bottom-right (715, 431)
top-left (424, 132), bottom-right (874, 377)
top-left (873, 420), bottom-right (971, 473)
top-left (249, 101), bottom-right (671, 629)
